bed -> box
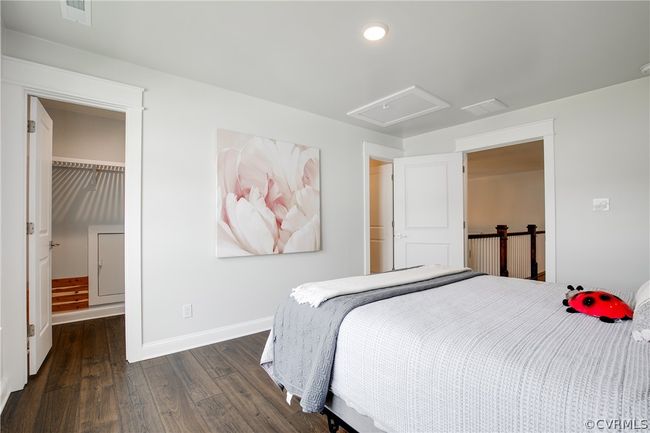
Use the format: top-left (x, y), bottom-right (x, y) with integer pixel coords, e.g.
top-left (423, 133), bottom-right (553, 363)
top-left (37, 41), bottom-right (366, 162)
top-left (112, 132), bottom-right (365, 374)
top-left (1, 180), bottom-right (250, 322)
top-left (261, 270), bottom-right (650, 433)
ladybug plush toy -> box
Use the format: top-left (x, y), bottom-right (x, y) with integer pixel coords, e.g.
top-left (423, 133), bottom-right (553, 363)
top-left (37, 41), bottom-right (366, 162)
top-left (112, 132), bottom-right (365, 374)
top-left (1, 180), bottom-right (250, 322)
top-left (563, 285), bottom-right (633, 323)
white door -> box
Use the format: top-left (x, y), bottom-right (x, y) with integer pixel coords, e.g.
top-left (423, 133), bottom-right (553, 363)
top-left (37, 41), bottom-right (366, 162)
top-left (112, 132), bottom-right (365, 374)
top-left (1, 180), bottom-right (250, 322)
top-left (89, 226), bottom-right (125, 306)
top-left (98, 233), bottom-right (125, 298)
top-left (369, 163), bottom-right (393, 273)
top-left (27, 96), bottom-right (53, 374)
top-left (393, 153), bottom-right (464, 269)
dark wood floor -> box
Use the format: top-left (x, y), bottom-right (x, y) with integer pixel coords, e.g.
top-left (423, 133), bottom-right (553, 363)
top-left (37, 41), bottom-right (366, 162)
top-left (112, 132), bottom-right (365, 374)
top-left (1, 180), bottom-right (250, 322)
top-left (1, 316), bottom-right (331, 433)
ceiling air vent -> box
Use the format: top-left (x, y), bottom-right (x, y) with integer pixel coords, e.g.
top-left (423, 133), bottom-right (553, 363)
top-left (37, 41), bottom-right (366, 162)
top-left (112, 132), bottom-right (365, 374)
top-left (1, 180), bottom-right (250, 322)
top-left (61, 0), bottom-right (91, 26)
top-left (347, 86), bottom-right (450, 127)
top-left (461, 98), bottom-right (507, 116)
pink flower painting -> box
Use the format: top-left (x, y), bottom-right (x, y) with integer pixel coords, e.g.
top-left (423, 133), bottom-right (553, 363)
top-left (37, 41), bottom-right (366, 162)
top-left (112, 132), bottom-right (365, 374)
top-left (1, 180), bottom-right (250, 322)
top-left (217, 129), bottom-right (320, 257)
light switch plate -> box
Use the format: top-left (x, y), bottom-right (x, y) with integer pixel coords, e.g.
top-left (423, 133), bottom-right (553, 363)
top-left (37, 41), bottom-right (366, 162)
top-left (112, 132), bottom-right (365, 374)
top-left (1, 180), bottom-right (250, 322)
top-left (592, 198), bottom-right (610, 212)
top-left (182, 304), bottom-right (193, 318)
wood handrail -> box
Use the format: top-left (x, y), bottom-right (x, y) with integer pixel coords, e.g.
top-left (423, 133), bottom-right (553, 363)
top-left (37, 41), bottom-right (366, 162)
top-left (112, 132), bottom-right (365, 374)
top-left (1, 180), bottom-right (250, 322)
top-left (468, 224), bottom-right (543, 280)
top-left (467, 232), bottom-right (500, 239)
top-left (510, 230), bottom-right (546, 237)
top-left (468, 230), bottom-right (545, 239)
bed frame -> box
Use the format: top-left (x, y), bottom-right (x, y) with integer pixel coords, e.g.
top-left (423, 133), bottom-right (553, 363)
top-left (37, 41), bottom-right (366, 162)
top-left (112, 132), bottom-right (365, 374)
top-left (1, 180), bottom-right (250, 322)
top-left (321, 393), bottom-right (384, 433)
top-left (322, 407), bottom-right (359, 433)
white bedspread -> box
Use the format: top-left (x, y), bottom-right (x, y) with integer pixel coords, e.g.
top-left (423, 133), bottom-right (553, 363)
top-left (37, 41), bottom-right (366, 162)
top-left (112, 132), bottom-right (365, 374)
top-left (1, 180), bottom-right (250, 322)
top-left (330, 275), bottom-right (650, 433)
top-left (291, 265), bottom-right (468, 307)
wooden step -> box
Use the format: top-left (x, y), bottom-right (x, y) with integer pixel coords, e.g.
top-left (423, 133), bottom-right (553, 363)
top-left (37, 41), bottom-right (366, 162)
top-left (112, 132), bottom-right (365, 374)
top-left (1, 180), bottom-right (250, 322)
top-left (52, 284), bottom-right (87, 291)
top-left (52, 276), bottom-right (89, 313)
top-left (52, 292), bottom-right (89, 303)
top-left (52, 300), bottom-right (89, 312)
top-left (52, 276), bottom-right (88, 288)
top-left (52, 286), bottom-right (88, 293)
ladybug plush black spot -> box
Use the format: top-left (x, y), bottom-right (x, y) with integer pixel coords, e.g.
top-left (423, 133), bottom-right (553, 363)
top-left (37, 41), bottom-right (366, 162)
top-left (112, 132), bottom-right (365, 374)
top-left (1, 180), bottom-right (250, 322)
top-left (563, 285), bottom-right (633, 323)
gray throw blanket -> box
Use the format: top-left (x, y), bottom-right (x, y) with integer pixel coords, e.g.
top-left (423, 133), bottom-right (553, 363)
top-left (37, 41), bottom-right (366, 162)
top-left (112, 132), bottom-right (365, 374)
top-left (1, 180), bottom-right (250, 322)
top-left (263, 270), bottom-right (483, 413)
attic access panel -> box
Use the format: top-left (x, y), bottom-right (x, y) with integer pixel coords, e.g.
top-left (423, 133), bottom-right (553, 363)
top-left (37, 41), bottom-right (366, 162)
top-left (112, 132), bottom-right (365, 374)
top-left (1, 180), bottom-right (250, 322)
top-left (347, 86), bottom-right (450, 127)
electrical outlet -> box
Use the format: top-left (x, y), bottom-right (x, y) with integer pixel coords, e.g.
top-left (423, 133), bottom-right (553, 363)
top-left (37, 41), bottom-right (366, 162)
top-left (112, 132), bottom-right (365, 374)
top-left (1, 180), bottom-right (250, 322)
top-left (592, 198), bottom-right (610, 212)
top-left (182, 304), bottom-right (193, 319)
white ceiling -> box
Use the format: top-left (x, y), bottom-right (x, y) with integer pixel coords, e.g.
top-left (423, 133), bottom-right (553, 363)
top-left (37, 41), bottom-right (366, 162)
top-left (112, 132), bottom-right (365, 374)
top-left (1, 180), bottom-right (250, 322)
top-left (3, 1), bottom-right (648, 138)
top-left (467, 140), bottom-right (544, 178)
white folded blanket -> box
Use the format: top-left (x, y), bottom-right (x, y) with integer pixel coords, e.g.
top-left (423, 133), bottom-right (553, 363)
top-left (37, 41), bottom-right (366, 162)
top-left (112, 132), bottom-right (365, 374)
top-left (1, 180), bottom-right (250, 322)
top-left (291, 265), bottom-right (469, 308)
top-left (632, 280), bottom-right (650, 342)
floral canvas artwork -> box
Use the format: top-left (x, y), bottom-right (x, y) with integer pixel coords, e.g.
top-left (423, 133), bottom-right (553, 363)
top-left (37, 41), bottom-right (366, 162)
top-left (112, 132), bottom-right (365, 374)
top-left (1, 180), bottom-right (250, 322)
top-left (217, 129), bottom-right (321, 257)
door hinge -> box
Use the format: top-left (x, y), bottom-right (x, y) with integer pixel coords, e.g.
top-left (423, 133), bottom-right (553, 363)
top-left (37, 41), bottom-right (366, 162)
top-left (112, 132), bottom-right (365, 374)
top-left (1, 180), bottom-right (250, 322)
top-left (27, 222), bottom-right (35, 235)
top-left (392, 220), bottom-right (395, 228)
top-left (27, 120), bottom-right (36, 133)
top-left (28, 324), bottom-right (35, 338)
top-left (391, 174), bottom-right (394, 181)
top-left (462, 165), bottom-right (466, 173)
top-left (463, 221), bottom-right (466, 229)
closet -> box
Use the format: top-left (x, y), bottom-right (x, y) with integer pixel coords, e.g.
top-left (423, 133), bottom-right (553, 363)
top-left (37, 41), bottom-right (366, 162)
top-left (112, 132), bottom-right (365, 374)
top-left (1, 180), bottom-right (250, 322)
top-left (44, 99), bottom-right (126, 318)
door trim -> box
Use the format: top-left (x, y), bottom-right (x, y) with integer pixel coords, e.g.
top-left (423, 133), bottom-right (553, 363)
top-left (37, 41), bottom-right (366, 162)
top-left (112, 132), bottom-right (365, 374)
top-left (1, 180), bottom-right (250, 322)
top-left (27, 96), bottom-right (54, 375)
top-left (1, 56), bottom-right (144, 394)
top-left (455, 119), bottom-right (556, 282)
top-left (393, 153), bottom-right (465, 269)
top-left (362, 142), bottom-right (403, 275)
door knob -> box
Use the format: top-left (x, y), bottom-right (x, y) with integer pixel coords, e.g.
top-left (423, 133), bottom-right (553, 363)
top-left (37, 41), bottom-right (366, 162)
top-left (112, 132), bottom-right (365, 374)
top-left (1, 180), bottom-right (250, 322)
top-left (49, 241), bottom-right (60, 249)
top-left (394, 233), bottom-right (407, 239)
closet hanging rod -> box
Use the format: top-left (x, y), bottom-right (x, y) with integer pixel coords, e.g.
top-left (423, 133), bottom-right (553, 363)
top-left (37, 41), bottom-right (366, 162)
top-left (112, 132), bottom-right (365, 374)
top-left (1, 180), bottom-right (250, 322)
top-left (52, 157), bottom-right (125, 173)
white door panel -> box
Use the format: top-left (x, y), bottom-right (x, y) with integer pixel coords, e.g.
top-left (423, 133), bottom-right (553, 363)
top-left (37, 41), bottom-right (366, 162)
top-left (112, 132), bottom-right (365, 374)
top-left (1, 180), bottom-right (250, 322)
top-left (28, 96), bottom-right (53, 374)
top-left (98, 233), bottom-right (125, 297)
top-left (406, 243), bottom-right (449, 266)
top-left (89, 226), bottom-right (125, 306)
top-left (394, 153), bottom-right (463, 269)
top-left (404, 164), bottom-right (448, 227)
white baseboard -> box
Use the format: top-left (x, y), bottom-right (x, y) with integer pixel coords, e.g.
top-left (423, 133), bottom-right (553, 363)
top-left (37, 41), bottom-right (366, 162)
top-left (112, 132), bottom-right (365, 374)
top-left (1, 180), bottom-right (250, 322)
top-left (0, 377), bottom-right (9, 416)
top-left (0, 325), bottom-right (9, 415)
top-left (138, 315), bottom-right (273, 361)
top-left (52, 303), bottom-right (125, 325)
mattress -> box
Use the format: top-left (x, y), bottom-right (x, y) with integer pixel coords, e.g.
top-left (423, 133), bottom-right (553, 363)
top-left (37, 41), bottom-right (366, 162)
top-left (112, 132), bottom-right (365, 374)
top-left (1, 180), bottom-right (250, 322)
top-left (329, 275), bottom-right (650, 433)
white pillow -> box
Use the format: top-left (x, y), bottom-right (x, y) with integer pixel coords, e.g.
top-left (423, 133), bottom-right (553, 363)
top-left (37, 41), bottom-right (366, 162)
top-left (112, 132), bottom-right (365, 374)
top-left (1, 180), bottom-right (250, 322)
top-left (632, 280), bottom-right (650, 342)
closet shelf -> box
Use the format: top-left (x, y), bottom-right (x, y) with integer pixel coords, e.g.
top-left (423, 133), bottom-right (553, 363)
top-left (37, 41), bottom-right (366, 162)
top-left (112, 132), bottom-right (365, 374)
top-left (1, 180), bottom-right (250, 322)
top-left (52, 157), bottom-right (125, 173)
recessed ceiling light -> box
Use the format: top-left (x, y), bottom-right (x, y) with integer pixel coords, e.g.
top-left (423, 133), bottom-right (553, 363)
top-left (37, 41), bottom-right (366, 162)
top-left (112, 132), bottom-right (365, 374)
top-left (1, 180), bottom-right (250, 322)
top-left (363, 23), bottom-right (388, 41)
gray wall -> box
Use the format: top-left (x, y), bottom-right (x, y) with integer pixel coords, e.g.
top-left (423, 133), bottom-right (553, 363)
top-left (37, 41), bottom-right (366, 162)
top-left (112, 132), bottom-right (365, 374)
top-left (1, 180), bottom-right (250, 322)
top-left (48, 107), bottom-right (125, 162)
top-left (2, 30), bottom-right (402, 344)
top-left (48, 107), bottom-right (125, 279)
top-left (405, 77), bottom-right (650, 290)
top-left (467, 169), bottom-right (545, 234)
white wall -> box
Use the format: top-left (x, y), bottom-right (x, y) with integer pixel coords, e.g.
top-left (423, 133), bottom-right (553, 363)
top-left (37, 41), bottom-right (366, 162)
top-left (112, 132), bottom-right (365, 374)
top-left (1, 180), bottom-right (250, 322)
top-left (405, 77), bottom-right (650, 290)
top-left (1, 30), bottom-right (402, 346)
top-left (467, 170), bottom-right (544, 234)
top-left (48, 107), bottom-right (125, 278)
top-left (49, 107), bottom-right (125, 162)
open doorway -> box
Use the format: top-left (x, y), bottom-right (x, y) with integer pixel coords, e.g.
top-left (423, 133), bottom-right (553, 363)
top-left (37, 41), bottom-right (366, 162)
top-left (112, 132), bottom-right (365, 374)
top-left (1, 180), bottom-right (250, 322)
top-left (3, 57), bottom-right (143, 394)
top-left (27, 97), bottom-right (126, 374)
top-left (369, 159), bottom-right (394, 273)
top-left (466, 140), bottom-right (545, 280)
